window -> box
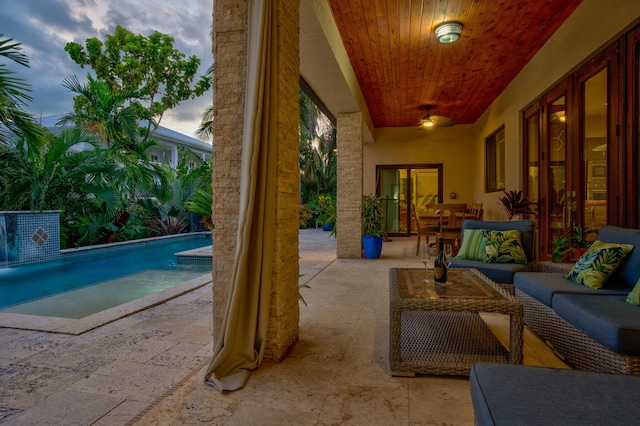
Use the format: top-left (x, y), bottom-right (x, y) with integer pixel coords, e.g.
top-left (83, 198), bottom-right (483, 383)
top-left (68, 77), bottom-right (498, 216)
top-left (485, 126), bottom-right (505, 192)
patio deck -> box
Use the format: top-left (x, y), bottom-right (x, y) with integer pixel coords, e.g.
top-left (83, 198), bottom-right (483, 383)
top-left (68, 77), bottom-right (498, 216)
top-left (0, 229), bottom-right (567, 425)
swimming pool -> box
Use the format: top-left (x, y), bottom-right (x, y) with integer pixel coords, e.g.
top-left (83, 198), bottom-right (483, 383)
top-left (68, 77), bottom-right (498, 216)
top-left (0, 234), bottom-right (212, 319)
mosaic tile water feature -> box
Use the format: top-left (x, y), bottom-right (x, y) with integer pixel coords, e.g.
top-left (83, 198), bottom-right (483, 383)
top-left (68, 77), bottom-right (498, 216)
top-left (0, 211), bottom-right (61, 267)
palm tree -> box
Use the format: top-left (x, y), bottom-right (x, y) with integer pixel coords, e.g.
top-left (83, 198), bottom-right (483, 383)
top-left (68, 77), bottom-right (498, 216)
top-left (137, 166), bottom-right (194, 235)
top-left (196, 104), bottom-right (214, 140)
top-left (58, 74), bottom-right (142, 147)
top-left (0, 127), bottom-right (122, 213)
top-left (196, 27), bottom-right (214, 141)
top-left (180, 146), bottom-right (214, 229)
top-left (138, 146), bottom-right (213, 234)
top-left (299, 90), bottom-right (337, 203)
top-left (175, 145), bottom-right (212, 189)
top-left (58, 74), bottom-right (169, 201)
top-left (0, 35), bottom-right (43, 151)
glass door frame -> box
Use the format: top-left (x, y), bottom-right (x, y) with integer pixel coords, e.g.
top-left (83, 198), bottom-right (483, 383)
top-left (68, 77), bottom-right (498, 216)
top-left (523, 39), bottom-right (625, 261)
top-left (625, 25), bottom-right (640, 228)
top-left (572, 42), bottom-right (620, 230)
top-left (523, 80), bottom-right (571, 260)
top-left (376, 164), bottom-right (443, 237)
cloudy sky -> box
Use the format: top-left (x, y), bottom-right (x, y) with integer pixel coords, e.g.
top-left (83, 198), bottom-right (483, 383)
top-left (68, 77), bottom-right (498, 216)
top-left (1, 0), bottom-right (213, 139)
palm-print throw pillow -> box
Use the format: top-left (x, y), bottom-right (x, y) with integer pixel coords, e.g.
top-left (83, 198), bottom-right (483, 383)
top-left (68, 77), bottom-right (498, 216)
top-left (482, 230), bottom-right (527, 264)
top-left (457, 229), bottom-right (486, 260)
top-left (627, 278), bottom-right (640, 306)
top-left (566, 240), bottom-right (634, 289)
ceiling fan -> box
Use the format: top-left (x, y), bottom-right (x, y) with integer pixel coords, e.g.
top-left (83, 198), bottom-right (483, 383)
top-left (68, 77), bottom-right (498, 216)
top-left (418, 106), bottom-right (456, 129)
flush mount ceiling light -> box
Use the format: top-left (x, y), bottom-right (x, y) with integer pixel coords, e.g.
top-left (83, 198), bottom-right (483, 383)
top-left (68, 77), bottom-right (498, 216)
top-left (435, 22), bottom-right (462, 44)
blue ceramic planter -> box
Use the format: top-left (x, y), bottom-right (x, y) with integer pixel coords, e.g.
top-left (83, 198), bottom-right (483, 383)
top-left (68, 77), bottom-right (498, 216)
top-left (362, 235), bottom-right (383, 259)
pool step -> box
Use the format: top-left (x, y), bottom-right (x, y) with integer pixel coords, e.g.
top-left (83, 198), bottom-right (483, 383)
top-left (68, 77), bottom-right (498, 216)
top-left (175, 245), bottom-right (212, 263)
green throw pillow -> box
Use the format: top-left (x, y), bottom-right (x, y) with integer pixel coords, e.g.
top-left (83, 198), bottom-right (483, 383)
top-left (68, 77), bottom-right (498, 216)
top-left (482, 230), bottom-right (527, 264)
top-left (456, 229), bottom-right (485, 261)
top-left (566, 240), bottom-right (634, 289)
top-left (627, 278), bottom-right (640, 306)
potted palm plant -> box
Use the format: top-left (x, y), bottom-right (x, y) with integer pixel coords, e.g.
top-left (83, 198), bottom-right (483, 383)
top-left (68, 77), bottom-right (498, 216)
top-left (361, 194), bottom-right (386, 259)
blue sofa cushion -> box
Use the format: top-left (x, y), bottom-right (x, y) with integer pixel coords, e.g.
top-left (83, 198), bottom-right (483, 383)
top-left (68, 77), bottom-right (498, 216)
top-left (514, 272), bottom-right (628, 307)
top-left (450, 259), bottom-right (529, 284)
top-left (553, 293), bottom-right (640, 355)
top-left (470, 363), bottom-right (640, 426)
top-left (597, 225), bottom-right (640, 289)
top-left (462, 219), bottom-right (535, 262)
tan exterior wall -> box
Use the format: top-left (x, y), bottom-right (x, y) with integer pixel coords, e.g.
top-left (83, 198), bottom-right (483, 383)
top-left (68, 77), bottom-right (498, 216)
top-left (364, 125), bottom-right (476, 206)
top-left (471, 0), bottom-right (640, 220)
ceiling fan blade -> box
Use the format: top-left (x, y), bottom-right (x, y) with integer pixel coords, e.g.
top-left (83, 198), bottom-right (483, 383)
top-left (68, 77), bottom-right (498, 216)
top-left (430, 115), bottom-right (456, 127)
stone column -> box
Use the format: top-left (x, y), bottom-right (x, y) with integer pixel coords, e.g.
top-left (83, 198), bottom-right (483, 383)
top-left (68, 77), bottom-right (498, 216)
top-left (336, 112), bottom-right (363, 258)
top-left (212, 0), bottom-right (299, 361)
top-left (263, 0), bottom-right (300, 362)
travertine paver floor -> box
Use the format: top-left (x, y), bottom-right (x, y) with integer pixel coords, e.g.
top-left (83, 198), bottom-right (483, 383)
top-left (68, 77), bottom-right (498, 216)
top-left (0, 286), bottom-right (214, 425)
top-left (136, 231), bottom-right (568, 425)
top-left (0, 229), bottom-right (568, 425)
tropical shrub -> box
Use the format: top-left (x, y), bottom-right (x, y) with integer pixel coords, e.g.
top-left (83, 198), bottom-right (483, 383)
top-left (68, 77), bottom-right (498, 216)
top-left (299, 205), bottom-right (313, 229)
top-left (299, 90), bottom-right (336, 204)
top-left (0, 31), bottom-right (213, 248)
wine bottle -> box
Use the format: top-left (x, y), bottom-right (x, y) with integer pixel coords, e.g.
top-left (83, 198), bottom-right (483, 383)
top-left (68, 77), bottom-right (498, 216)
top-left (433, 238), bottom-right (448, 283)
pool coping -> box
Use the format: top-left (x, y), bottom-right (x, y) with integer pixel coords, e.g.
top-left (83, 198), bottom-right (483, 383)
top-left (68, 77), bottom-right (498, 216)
top-left (0, 273), bottom-right (212, 335)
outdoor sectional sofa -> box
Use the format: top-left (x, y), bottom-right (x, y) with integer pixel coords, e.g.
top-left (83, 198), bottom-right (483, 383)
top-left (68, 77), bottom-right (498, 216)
top-left (450, 219), bottom-right (536, 288)
top-left (469, 363), bottom-right (640, 426)
top-left (514, 225), bottom-right (640, 375)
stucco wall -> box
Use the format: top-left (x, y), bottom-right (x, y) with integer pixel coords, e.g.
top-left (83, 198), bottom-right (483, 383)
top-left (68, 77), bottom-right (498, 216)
top-left (363, 125), bottom-right (476, 205)
top-left (471, 0), bottom-right (640, 220)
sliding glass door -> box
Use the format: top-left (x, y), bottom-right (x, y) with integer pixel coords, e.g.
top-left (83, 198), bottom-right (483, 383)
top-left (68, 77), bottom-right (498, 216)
top-left (629, 26), bottom-right (640, 226)
top-left (581, 68), bottom-right (608, 231)
top-left (377, 164), bottom-right (443, 237)
top-left (524, 42), bottom-right (622, 260)
top-left (378, 168), bottom-right (407, 235)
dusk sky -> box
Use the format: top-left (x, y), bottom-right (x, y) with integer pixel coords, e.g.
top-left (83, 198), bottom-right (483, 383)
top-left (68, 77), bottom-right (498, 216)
top-left (1, 0), bottom-right (213, 140)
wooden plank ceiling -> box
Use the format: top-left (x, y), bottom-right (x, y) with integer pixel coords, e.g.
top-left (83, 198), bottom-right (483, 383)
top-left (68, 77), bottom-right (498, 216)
top-left (327, 0), bottom-right (584, 128)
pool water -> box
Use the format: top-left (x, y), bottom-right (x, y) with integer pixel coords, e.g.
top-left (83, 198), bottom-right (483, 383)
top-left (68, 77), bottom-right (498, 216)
top-left (0, 235), bottom-right (212, 318)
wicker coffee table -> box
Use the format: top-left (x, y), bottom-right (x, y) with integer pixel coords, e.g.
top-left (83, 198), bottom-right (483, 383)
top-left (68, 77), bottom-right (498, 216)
top-left (389, 268), bottom-right (523, 376)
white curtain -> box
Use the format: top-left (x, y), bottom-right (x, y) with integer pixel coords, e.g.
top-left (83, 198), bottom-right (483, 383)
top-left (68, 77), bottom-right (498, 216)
top-left (205, 0), bottom-right (278, 392)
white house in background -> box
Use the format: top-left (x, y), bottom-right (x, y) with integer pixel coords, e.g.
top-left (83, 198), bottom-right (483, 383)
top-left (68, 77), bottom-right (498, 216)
top-left (38, 114), bottom-right (212, 168)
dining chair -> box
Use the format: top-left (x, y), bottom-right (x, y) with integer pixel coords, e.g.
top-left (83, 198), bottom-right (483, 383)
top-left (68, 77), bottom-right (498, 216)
top-left (467, 203), bottom-right (483, 220)
top-left (410, 203), bottom-right (440, 255)
top-left (436, 203), bottom-right (467, 255)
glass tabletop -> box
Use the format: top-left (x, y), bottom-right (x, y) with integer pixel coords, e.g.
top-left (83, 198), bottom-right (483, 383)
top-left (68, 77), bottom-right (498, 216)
top-left (394, 268), bottom-right (505, 300)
